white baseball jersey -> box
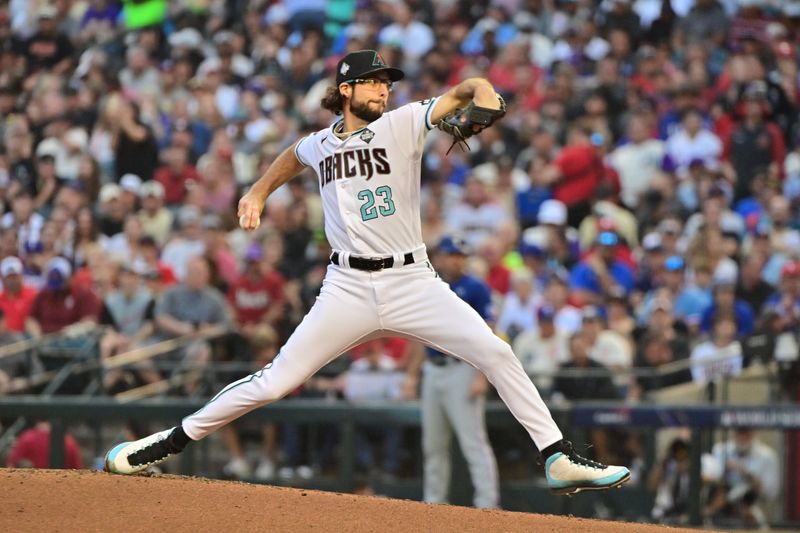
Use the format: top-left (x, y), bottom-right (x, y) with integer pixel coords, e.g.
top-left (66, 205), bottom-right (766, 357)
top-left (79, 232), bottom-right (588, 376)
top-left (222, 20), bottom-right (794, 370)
top-left (294, 98), bottom-right (439, 256)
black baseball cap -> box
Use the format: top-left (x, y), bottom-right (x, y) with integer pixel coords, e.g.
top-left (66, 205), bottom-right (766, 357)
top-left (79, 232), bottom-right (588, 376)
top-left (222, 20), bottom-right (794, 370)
top-left (335, 50), bottom-right (405, 86)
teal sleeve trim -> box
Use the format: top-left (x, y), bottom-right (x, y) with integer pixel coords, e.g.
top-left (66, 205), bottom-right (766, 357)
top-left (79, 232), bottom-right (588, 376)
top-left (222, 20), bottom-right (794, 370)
top-left (424, 97), bottom-right (438, 131)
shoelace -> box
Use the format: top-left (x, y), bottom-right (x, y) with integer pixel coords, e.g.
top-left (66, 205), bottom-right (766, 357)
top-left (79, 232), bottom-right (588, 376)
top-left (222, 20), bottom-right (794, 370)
top-left (564, 442), bottom-right (608, 471)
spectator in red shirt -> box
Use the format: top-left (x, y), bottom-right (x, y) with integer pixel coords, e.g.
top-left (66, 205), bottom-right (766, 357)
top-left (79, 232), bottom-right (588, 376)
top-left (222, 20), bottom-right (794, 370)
top-left (0, 256), bottom-right (38, 334)
top-left (28, 257), bottom-right (101, 335)
top-left (6, 421), bottom-right (83, 469)
top-left (227, 243), bottom-right (285, 335)
top-left (541, 126), bottom-right (608, 228)
top-left (137, 236), bottom-right (177, 286)
top-left (154, 144), bottom-right (200, 206)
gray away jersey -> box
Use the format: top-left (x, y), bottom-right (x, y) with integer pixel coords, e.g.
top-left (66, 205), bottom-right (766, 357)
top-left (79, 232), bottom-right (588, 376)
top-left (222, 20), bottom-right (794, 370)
top-left (294, 98), bottom-right (438, 256)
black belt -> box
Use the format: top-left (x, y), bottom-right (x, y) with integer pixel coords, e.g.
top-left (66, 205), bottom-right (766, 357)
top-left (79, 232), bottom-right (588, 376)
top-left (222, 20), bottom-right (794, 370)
top-left (330, 251), bottom-right (415, 271)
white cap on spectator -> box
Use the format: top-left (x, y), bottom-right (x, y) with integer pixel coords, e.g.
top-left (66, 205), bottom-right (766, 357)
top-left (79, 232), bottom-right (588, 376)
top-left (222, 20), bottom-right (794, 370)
top-left (713, 261), bottom-right (739, 286)
top-left (46, 256), bottom-right (72, 278)
top-left (472, 163), bottom-right (498, 186)
top-left (99, 183), bottom-right (122, 203)
top-left (0, 256), bottom-right (23, 277)
top-left (139, 180), bottom-right (165, 199)
top-left (64, 128), bottom-right (88, 151)
top-left (642, 232), bottom-right (663, 252)
top-left (538, 199), bottom-right (567, 226)
top-left (35, 138), bottom-right (60, 159)
top-left (168, 28), bottom-right (203, 50)
top-left (120, 173), bottom-right (142, 193)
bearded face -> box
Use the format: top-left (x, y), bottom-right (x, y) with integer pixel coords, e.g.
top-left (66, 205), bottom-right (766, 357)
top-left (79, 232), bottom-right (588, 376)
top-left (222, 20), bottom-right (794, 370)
top-left (348, 88), bottom-right (386, 122)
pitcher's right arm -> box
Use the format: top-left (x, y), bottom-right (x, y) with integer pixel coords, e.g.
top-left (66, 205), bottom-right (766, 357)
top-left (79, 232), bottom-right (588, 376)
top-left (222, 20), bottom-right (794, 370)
top-left (238, 140), bottom-right (307, 230)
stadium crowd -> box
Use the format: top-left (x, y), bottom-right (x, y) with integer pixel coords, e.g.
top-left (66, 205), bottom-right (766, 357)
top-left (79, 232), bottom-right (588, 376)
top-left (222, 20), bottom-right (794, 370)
top-left (0, 0), bottom-right (799, 526)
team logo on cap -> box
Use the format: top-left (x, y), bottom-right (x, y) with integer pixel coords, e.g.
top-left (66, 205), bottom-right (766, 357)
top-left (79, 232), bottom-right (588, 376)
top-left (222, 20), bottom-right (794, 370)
top-left (340, 62), bottom-right (350, 76)
top-left (360, 129), bottom-right (375, 143)
top-left (373, 53), bottom-right (386, 66)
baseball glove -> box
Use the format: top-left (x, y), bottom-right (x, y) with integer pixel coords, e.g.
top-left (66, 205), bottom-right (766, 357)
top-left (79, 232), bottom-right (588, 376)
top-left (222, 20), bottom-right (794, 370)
top-left (438, 94), bottom-right (507, 153)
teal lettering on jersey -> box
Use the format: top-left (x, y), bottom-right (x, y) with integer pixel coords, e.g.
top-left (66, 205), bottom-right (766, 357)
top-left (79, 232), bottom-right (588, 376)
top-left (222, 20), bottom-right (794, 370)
top-left (357, 186), bottom-right (396, 222)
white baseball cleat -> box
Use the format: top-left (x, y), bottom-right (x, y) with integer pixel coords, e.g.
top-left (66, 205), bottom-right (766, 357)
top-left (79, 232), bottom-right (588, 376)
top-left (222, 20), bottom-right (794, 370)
top-left (544, 440), bottom-right (631, 495)
top-left (104, 427), bottom-right (183, 475)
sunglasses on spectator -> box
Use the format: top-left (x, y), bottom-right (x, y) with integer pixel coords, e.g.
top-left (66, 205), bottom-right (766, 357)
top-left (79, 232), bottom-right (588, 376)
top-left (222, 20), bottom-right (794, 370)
top-left (348, 78), bottom-right (393, 91)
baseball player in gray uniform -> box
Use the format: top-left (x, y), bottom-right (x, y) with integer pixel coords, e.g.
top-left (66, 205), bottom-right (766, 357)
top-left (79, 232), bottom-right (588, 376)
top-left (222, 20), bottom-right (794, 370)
top-left (105, 50), bottom-right (630, 496)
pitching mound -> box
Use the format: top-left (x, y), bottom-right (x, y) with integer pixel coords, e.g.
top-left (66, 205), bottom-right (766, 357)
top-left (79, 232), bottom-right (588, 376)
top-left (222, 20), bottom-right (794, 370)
top-left (2, 469), bottom-right (701, 532)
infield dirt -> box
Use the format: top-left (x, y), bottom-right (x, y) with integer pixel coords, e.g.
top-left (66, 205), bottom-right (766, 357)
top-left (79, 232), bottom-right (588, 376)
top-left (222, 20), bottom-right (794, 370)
top-left (1, 469), bottom-right (708, 532)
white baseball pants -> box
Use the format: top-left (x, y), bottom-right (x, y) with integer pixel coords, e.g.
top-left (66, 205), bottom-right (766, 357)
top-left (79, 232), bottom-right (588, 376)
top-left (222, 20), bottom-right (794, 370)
top-left (182, 260), bottom-right (563, 451)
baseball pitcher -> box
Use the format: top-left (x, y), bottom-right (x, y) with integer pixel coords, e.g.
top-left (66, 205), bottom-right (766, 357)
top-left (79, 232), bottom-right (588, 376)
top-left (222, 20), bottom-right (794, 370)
top-left (104, 50), bottom-right (630, 496)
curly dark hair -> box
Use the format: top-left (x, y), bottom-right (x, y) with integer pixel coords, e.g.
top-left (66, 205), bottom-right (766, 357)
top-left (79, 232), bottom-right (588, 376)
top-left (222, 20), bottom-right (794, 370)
top-left (321, 85), bottom-right (345, 115)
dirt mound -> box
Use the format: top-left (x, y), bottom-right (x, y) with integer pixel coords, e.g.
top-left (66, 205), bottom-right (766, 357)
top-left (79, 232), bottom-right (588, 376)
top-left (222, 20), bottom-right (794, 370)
top-left (1, 469), bottom-right (701, 533)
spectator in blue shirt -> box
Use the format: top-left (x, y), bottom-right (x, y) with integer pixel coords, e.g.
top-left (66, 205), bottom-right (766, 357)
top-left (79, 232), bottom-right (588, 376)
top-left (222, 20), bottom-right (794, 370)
top-left (569, 231), bottom-right (635, 306)
top-left (641, 255), bottom-right (711, 330)
top-left (700, 279), bottom-right (755, 336)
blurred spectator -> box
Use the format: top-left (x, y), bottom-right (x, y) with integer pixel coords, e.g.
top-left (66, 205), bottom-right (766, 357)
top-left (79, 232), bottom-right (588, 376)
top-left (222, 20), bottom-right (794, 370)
top-left (723, 84), bottom-right (786, 202)
top-left (227, 242), bottom-right (286, 335)
top-left (677, 0), bottom-right (728, 45)
top-left (154, 256), bottom-right (231, 393)
top-left (642, 256), bottom-right (711, 329)
top-left (153, 144), bottom-right (200, 207)
top-left (136, 236), bottom-right (176, 286)
top-left (609, 113), bottom-right (665, 209)
top-left (553, 331), bottom-right (618, 403)
top-left (629, 333), bottom-right (692, 401)
top-left (649, 437), bottom-right (692, 524)
top-left (0, 256), bottom-right (37, 334)
top-left (764, 259), bottom-right (800, 332)
top-left (735, 254), bottom-right (774, 316)
top-left (540, 126), bottom-right (609, 227)
top-left (512, 305), bottom-right (570, 391)
top-left (161, 205), bottom-right (206, 281)
top-left (137, 180), bottom-right (172, 246)
top-left (28, 257), bottom-right (101, 335)
top-left (542, 274), bottom-right (582, 334)
top-left (111, 98), bottom-right (158, 182)
top-left (2, 190), bottom-right (44, 254)
top-left (495, 267), bottom-right (541, 341)
top-left (704, 429), bottom-right (779, 529)
top-left (20, 6), bottom-right (73, 75)
top-left (98, 262), bottom-right (156, 393)
top-left (578, 184), bottom-right (639, 250)
top-left (446, 174), bottom-right (508, 250)
top-left (665, 109), bottom-right (722, 178)
top-left (569, 231), bottom-right (635, 305)
top-left (581, 305), bottom-right (632, 386)
top-left (700, 279), bottom-right (755, 336)
top-left (6, 420), bottom-right (82, 469)
top-left (378, 1), bottom-right (434, 63)
top-left (96, 183), bottom-right (126, 237)
top-left (691, 315), bottom-right (743, 386)
top-left (105, 214), bottom-right (144, 263)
